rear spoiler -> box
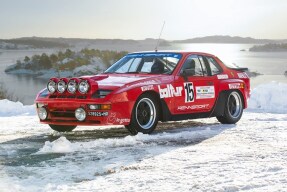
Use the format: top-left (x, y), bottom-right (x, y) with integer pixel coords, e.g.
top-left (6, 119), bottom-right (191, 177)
top-left (229, 67), bottom-right (249, 72)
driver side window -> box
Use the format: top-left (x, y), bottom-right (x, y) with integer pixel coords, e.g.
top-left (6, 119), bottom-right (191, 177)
top-left (181, 55), bottom-right (206, 76)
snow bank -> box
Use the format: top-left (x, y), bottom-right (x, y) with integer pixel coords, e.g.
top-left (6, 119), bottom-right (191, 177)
top-left (36, 128), bottom-right (221, 155)
top-left (248, 82), bottom-right (287, 113)
top-left (0, 99), bottom-right (36, 117)
top-left (37, 137), bottom-right (73, 153)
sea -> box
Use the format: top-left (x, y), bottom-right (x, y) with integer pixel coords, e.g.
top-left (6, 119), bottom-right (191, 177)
top-left (0, 44), bottom-right (287, 104)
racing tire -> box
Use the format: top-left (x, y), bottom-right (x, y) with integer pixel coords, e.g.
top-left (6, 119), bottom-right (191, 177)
top-left (48, 124), bottom-right (77, 132)
top-left (125, 94), bottom-right (160, 135)
top-left (216, 91), bottom-right (243, 124)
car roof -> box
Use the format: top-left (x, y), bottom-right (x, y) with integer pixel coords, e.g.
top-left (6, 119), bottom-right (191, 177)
top-left (128, 50), bottom-right (217, 57)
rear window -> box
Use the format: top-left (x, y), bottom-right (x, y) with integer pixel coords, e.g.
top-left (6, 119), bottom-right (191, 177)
top-left (206, 57), bottom-right (222, 75)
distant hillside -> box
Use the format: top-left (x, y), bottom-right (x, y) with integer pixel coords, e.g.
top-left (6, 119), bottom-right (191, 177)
top-left (249, 43), bottom-right (287, 52)
top-left (173, 35), bottom-right (287, 44)
top-left (1, 36), bottom-right (287, 50)
top-left (1, 37), bottom-right (69, 48)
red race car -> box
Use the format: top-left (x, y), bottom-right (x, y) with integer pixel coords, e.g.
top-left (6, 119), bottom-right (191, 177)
top-left (35, 51), bottom-right (250, 134)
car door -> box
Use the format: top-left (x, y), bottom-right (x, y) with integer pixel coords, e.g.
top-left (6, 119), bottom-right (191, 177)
top-left (172, 54), bottom-right (219, 114)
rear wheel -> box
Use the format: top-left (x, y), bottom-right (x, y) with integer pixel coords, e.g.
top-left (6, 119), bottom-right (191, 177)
top-left (216, 91), bottom-right (243, 124)
top-left (125, 94), bottom-right (159, 135)
top-left (48, 124), bottom-right (77, 132)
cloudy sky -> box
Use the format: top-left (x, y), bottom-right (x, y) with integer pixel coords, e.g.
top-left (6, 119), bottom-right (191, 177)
top-left (0, 0), bottom-right (286, 40)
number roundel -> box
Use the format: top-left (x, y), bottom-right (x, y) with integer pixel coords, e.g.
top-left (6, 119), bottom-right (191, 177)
top-left (184, 82), bottom-right (194, 102)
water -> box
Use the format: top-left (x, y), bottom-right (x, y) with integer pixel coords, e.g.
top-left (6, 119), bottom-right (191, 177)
top-left (1, 44), bottom-right (287, 104)
top-left (0, 49), bottom-right (57, 104)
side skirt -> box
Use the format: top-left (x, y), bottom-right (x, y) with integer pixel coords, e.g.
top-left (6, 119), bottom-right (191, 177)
top-left (160, 91), bottom-right (227, 122)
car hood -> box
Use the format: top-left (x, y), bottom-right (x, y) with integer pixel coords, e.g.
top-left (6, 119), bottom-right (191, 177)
top-left (88, 74), bottom-right (173, 90)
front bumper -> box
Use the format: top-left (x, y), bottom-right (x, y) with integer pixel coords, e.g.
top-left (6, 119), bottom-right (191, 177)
top-left (35, 99), bottom-right (131, 126)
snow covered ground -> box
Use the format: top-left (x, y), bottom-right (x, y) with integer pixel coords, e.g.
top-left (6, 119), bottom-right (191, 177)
top-left (0, 82), bottom-right (287, 192)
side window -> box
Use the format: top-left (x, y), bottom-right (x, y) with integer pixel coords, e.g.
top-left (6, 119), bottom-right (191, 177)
top-left (181, 55), bottom-right (205, 76)
top-left (206, 57), bottom-right (222, 75)
top-left (198, 56), bottom-right (208, 76)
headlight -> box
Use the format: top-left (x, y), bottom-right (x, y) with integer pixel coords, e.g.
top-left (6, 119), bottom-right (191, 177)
top-left (78, 80), bottom-right (89, 94)
top-left (38, 107), bottom-right (48, 120)
top-left (47, 80), bottom-right (56, 93)
top-left (39, 88), bottom-right (49, 98)
top-left (57, 80), bottom-right (66, 93)
top-left (67, 80), bottom-right (77, 94)
top-left (92, 90), bottom-right (112, 98)
top-left (75, 108), bottom-right (86, 121)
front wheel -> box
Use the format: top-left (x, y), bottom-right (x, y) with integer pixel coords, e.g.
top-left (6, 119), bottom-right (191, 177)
top-left (49, 124), bottom-right (77, 132)
top-left (216, 91), bottom-right (243, 124)
top-left (125, 94), bottom-right (159, 135)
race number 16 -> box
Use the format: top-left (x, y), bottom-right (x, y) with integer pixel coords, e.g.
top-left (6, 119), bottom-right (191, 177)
top-left (184, 82), bottom-right (194, 103)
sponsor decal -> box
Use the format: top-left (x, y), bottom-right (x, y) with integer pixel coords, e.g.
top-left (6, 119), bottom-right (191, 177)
top-left (178, 104), bottom-right (209, 111)
top-left (184, 82), bottom-right (194, 103)
top-left (229, 83), bottom-right (244, 89)
top-left (141, 80), bottom-right (157, 85)
top-left (158, 84), bottom-right (183, 98)
top-left (141, 85), bottom-right (154, 91)
top-left (132, 80), bottom-right (157, 88)
top-left (196, 86), bottom-right (215, 99)
top-left (88, 111), bottom-right (109, 117)
top-left (217, 74), bottom-right (229, 79)
top-left (237, 72), bottom-right (249, 79)
top-left (108, 112), bottom-right (130, 124)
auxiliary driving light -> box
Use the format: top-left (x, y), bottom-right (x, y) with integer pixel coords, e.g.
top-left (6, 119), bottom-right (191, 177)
top-left (75, 108), bottom-right (86, 121)
top-left (89, 104), bottom-right (111, 110)
top-left (47, 80), bottom-right (56, 93)
top-left (67, 80), bottom-right (77, 93)
top-left (78, 80), bottom-right (89, 94)
top-left (57, 80), bottom-right (67, 93)
top-left (38, 107), bottom-right (48, 120)
top-left (89, 104), bottom-right (100, 110)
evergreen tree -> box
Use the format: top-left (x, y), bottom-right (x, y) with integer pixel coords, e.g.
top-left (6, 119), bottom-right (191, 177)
top-left (39, 53), bottom-right (52, 69)
top-left (24, 56), bottom-right (30, 63)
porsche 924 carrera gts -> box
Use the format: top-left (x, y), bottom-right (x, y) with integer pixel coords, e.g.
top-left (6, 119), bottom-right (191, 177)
top-left (35, 51), bottom-right (250, 134)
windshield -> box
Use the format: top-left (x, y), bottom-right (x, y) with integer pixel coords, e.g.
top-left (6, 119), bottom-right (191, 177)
top-left (104, 53), bottom-right (182, 75)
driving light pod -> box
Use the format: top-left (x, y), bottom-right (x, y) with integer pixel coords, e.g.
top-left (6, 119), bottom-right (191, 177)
top-left (47, 80), bottom-right (56, 93)
top-left (78, 80), bottom-right (89, 94)
top-left (57, 80), bottom-right (67, 93)
top-left (38, 107), bottom-right (48, 120)
top-left (67, 80), bottom-right (77, 93)
top-left (75, 108), bottom-right (86, 121)
top-left (88, 104), bottom-right (111, 110)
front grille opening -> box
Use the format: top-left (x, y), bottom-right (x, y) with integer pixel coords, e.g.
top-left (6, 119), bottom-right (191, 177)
top-left (77, 95), bottom-right (87, 99)
top-left (50, 111), bottom-right (75, 118)
top-left (48, 95), bottom-right (86, 99)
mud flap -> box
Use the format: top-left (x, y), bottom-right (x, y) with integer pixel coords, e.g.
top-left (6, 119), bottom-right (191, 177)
top-left (211, 91), bottom-right (227, 117)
